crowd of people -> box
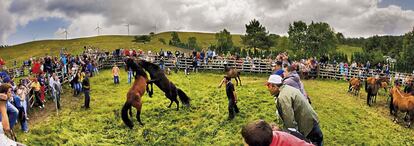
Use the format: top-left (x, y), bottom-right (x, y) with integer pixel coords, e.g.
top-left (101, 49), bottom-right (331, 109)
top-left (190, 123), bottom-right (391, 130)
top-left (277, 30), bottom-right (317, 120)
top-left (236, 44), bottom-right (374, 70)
top-left (0, 46), bottom-right (106, 144)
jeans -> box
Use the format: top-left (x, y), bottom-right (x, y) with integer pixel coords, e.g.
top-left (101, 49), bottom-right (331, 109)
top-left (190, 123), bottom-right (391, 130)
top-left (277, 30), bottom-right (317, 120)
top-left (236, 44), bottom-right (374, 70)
top-left (306, 123), bottom-right (323, 146)
top-left (6, 101), bottom-right (18, 129)
top-left (84, 90), bottom-right (90, 108)
top-left (228, 99), bottom-right (239, 119)
top-left (114, 76), bottom-right (119, 84)
top-left (128, 71), bottom-right (133, 84)
top-left (94, 68), bottom-right (99, 75)
top-left (53, 90), bottom-right (61, 109)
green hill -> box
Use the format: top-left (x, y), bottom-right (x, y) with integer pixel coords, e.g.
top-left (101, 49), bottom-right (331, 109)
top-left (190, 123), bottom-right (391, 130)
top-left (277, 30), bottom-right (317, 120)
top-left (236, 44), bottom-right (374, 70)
top-left (0, 32), bottom-right (243, 65)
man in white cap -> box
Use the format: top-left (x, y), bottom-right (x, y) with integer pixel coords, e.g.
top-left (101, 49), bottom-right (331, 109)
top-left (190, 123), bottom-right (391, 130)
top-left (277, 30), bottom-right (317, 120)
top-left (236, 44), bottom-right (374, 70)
top-left (265, 75), bottom-right (323, 146)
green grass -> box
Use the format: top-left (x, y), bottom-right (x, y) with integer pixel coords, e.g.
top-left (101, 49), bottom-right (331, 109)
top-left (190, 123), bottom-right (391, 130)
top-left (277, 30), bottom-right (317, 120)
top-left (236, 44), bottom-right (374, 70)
top-left (0, 32), bottom-right (242, 66)
top-left (337, 45), bottom-right (363, 61)
top-left (15, 70), bottom-right (414, 145)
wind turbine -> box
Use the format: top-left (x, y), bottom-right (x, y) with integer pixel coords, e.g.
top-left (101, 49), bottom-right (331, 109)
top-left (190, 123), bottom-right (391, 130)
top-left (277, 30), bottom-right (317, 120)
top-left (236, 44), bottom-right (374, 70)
top-left (95, 23), bottom-right (102, 36)
top-left (125, 24), bottom-right (130, 35)
top-left (62, 29), bottom-right (68, 40)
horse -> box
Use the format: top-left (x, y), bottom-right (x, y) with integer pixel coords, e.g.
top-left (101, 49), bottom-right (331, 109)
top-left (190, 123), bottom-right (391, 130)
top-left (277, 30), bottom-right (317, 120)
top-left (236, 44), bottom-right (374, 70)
top-left (348, 77), bottom-right (361, 96)
top-left (138, 60), bottom-right (190, 110)
top-left (121, 58), bottom-right (149, 128)
top-left (389, 86), bottom-right (414, 127)
top-left (365, 77), bottom-right (389, 106)
top-left (224, 64), bottom-right (241, 86)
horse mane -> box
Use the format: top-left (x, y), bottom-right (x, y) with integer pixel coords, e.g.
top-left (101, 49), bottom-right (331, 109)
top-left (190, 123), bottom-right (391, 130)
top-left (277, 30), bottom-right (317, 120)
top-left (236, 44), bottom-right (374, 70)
top-left (139, 60), bottom-right (160, 72)
top-left (126, 59), bottom-right (147, 79)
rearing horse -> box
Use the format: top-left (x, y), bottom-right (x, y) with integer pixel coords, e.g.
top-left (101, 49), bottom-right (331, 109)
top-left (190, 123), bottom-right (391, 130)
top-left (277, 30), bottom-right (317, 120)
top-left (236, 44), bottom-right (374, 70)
top-left (121, 58), bottom-right (148, 128)
top-left (138, 60), bottom-right (190, 110)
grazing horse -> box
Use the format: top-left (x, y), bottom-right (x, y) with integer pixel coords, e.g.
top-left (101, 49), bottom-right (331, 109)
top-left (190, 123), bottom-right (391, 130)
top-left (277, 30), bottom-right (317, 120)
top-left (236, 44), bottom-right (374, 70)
top-left (348, 77), bottom-right (361, 96)
top-left (121, 58), bottom-right (148, 128)
top-left (365, 77), bottom-right (389, 106)
top-left (224, 64), bottom-right (241, 86)
top-left (138, 60), bottom-right (190, 110)
top-left (389, 86), bottom-right (414, 127)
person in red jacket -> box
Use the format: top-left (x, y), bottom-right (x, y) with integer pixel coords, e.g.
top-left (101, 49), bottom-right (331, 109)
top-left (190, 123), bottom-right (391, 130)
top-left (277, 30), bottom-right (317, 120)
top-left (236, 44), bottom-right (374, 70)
top-left (31, 60), bottom-right (42, 75)
top-left (242, 120), bottom-right (314, 146)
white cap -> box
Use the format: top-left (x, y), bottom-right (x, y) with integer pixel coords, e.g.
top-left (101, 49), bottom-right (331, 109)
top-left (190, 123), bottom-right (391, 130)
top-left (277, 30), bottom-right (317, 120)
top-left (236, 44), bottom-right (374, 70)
top-left (267, 75), bottom-right (283, 84)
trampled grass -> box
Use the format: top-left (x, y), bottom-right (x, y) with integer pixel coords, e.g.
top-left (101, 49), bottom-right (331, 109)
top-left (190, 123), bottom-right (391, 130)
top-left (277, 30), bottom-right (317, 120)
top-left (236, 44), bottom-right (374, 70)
top-left (15, 70), bottom-right (414, 145)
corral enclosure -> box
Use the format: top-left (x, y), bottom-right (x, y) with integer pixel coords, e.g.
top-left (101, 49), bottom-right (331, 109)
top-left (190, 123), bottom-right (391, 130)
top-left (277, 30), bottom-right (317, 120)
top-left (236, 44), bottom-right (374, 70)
top-left (16, 70), bottom-right (414, 145)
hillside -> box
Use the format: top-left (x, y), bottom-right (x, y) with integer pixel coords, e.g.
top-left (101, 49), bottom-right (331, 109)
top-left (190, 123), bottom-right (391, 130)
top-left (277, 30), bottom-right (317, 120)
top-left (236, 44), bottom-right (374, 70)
top-left (0, 32), bottom-right (244, 65)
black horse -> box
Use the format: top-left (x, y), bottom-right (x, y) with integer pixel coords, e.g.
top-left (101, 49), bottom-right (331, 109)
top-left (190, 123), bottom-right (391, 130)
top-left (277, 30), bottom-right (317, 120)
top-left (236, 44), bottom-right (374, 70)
top-left (365, 77), bottom-right (389, 106)
top-left (138, 60), bottom-right (190, 110)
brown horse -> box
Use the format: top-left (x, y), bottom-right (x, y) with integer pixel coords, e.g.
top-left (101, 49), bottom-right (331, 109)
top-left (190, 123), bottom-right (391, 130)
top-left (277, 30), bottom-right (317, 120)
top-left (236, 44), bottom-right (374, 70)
top-left (365, 77), bottom-right (389, 106)
top-left (348, 78), bottom-right (361, 96)
top-left (121, 58), bottom-right (149, 128)
top-left (389, 86), bottom-right (414, 127)
top-left (224, 64), bottom-right (241, 86)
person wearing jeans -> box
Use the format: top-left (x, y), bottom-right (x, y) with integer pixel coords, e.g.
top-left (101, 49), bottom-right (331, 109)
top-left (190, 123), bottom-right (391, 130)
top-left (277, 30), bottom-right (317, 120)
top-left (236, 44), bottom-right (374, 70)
top-left (82, 74), bottom-right (91, 109)
top-left (127, 68), bottom-right (133, 85)
top-left (112, 64), bottom-right (120, 84)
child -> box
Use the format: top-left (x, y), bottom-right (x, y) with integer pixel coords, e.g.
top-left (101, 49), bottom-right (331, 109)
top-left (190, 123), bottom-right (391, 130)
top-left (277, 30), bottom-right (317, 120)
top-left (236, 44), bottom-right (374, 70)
top-left (242, 120), bottom-right (313, 146)
top-left (223, 76), bottom-right (239, 120)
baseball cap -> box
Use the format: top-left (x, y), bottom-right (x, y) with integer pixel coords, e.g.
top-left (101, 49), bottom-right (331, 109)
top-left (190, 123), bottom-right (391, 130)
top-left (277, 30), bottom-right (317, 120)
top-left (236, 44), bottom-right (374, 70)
top-left (267, 75), bottom-right (283, 84)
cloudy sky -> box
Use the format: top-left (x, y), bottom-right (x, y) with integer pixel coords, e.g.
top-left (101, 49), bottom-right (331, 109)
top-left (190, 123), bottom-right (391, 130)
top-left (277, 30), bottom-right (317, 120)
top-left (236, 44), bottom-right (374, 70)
top-left (1, 0), bottom-right (414, 45)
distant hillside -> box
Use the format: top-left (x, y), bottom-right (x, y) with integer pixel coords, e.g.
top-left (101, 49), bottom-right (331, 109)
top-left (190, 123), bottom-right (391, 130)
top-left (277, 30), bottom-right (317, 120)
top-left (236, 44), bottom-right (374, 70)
top-left (0, 32), bottom-right (243, 65)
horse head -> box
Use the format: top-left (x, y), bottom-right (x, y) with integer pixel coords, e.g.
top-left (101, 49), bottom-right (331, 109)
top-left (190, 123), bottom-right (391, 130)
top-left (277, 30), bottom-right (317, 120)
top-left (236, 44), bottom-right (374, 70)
top-left (137, 59), bottom-right (160, 76)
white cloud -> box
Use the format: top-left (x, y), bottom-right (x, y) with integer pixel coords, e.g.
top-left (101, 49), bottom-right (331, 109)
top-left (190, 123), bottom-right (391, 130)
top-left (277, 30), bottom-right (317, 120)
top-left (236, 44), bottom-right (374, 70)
top-left (1, 0), bottom-right (414, 45)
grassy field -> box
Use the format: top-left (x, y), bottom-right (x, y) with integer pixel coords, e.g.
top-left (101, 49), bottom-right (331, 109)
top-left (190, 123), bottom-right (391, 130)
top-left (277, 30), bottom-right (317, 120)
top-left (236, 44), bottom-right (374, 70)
top-left (337, 45), bottom-right (363, 61)
top-left (0, 32), bottom-right (243, 66)
top-left (15, 69), bottom-right (414, 145)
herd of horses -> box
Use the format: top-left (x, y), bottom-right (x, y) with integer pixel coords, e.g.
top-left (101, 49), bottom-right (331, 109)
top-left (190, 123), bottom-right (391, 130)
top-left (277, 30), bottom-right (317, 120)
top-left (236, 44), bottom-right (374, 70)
top-left (121, 58), bottom-right (241, 128)
top-left (348, 76), bottom-right (414, 128)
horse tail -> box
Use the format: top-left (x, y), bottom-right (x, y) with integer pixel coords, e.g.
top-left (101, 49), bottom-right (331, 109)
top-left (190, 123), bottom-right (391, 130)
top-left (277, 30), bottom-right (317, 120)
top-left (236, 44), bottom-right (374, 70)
top-left (177, 88), bottom-right (190, 107)
top-left (365, 79), bottom-right (368, 93)
top-left (121, 101), bottom-right (134, 129)
top-left (389, 95), bottom-right (394, 115)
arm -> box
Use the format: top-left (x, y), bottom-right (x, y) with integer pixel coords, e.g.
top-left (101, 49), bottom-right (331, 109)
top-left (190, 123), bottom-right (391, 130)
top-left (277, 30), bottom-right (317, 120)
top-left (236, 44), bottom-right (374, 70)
top-left (278, 93), bottom-right (296, 129)
top-left (0, 98), bottom-right (10, 132)
top-left (233, 91), bottom-right (237, 103)
top-left (218, 78), bottom-right (225, 88)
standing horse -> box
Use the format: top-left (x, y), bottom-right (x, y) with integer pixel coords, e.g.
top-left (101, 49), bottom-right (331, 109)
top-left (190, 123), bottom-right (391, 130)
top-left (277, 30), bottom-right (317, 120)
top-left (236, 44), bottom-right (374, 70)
top-left (389, 86), bottom-right (414, 127)
top-left (365, 77), bottom-right (389, 106)
top-left (121, 58), bottom-right (148, 128)
top-left (138, 60), bottom-right (190, 110)
top-left (348, 77), bottom-right (361, 96)
top-left (224, 64), bottom-right (241, 86)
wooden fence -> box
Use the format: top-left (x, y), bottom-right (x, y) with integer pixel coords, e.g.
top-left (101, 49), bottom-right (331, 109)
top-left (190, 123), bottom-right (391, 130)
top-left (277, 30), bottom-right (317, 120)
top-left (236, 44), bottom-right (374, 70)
top-left (5, 55), bottom-right (413, 84)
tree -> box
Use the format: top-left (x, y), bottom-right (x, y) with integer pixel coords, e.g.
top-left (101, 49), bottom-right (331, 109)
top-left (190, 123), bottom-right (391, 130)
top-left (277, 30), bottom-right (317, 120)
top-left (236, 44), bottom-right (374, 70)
top-left (158, 38), bottom-right (166, 45)
top-left (215, 29), bottom-right (234, 54)
top-left (400, 27), bottom-right (414, 72)
top-left (133, 35), bottom-right (151, 44)
top-left (288, 21), bottom-right (308, 52)
top-left (336, 32), bottom-right (345, 44)
top-left (306, 22), bottom-right (338, 57)
top-left (169, 32), bottom-right (181, 46)
top-left (188, 37), bottom-right (198, 50)
top-left (241, 19), bottom-right (274, 50)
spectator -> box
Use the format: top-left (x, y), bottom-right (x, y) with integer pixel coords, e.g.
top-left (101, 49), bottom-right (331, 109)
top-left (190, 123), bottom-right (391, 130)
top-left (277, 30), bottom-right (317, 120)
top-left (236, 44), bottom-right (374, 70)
top-left (0, 84), bottom-right (21, 145)
top-left (266, 75), bottom-right (323, 146)
top-left (13, 85), bottom-right (29, 133)
top-left (272, 61), bottom-right (284, 77)
top-left (241, 120), bottom-right (313, 146)
top-left (159, 57), bottom-right (165, 70)
top-left (221, 76), bottom-right (239, 120)
top-left (112, 64), bottom-right (120, 84)
top-left (31, 79), bottom-right (44, 109)
top-left (82, 73), bottom-right (91, 109)
top-left (282, 66), bottom-right (310, 103)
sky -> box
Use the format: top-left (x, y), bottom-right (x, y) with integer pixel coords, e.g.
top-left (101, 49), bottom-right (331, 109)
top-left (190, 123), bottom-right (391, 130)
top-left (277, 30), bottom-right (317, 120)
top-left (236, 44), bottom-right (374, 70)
top-left (1, 0), bottom-right (414, 45)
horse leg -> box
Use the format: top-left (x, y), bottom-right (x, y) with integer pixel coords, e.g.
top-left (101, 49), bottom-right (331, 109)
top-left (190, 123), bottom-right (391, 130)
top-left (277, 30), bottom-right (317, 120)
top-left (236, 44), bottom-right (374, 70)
top-left (348, 84), bottom-right (352, 92)
top-left (234, 77), bottom-right (239, 86)
top-left (167, 94), bottom-right (173, 108)
top-left (237, 75), bottom-right (242, 86)
top-left (132, 101), bottom-right (144, 125)
top-left (129, 107), bottom-right (133, 118)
